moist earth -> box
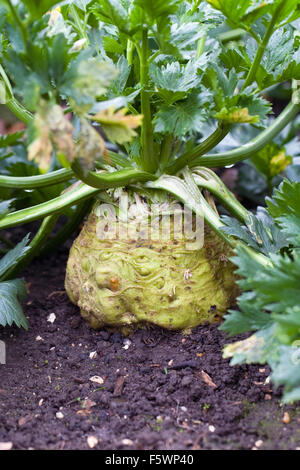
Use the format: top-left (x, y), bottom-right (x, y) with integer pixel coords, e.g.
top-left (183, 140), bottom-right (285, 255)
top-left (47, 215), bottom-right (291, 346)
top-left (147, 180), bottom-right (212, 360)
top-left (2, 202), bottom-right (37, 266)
top-left (1, 242), bottom-right (300, 450)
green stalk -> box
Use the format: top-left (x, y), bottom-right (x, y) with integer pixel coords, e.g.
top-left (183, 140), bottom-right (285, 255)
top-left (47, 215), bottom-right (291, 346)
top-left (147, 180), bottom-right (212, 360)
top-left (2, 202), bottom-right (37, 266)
top-left (139, 29), bottom-right (156, 173)
top-left (5, 97), bottom-right (33, 126)
top-left (146, 170), bottom-right (234, 246)
top-left (4, 214), bottom-right (59, 280)
top-left (0, 183), bottom-right (100, 230)
top-left (242, 1), bottom-right (285, 90)
top-left (147, 168), bottom-right (271, 268)
top-left (5, 0), bottom-right (27, 45)
top-left (69, 4), bottom-right (89, 44)
top-left (181, 167), bottom-right (234, 246)
top-left (218, 27), bottom-right (261, 44)
top-left (71, 160), bottom-right (156, 189)
top-left (192, 167), bottom-right (249, 222)
top-left (167, 124), bottom-right (231, 174)
top-left (190, 101), bottom-right (300, 168)
top-left (0, 168), bottom-right (73, 189)
top-left (196, 34), bottom-right (206, 59)
top-left (126, 40), bottom-right (134, 66)
top-left (104, 150), bottom-right (132, 169)
top-left (159, 134), bottom-right (173, 173)
top-left (0, 64), bottom-right (33, 125)
top-left (0, 164), bottom-right (158, 230)
top-left (0, 149), bottom-right (132, 189)
top-left (217, 28), bottom-right (246, 43)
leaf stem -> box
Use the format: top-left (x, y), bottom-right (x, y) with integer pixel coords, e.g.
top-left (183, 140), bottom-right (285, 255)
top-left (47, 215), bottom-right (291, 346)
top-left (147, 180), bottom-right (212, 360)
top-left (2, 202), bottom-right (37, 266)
top-left (192, 167), bottom-right (249, 222)
top-left (190, 101), bottom-right (300, 168)
top-left (242, 1), bottom-right (285, 90)
top-left (0, 184), bottom-right (100, 230)
top-left (196, 34), bottom-right (206, 59)
top-left (0, 168), bottom-right (74, 189)
top-left (159, 134), bottom-right (173, 173)
top-left (71, 160), bottom-right (156, 189)
top-left (5, 97), bottom-right (33, 126)
top-left (5, 0), bottom-right (27, 45)
top-left (139, 29), bottom-right (156, 173)
top-left (0, 149), bottom-right (130, 189)
top-left (167, 124), bottom-right (231, 174)
top-left (69, 4), bottom-right (89, 44)
top-left (126, 40), bottom-right (134, 65)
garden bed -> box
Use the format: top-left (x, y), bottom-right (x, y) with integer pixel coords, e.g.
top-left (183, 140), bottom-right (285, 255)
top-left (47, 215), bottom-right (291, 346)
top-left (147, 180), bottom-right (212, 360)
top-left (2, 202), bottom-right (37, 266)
top-left (1, 240), bottom-right (299, 451)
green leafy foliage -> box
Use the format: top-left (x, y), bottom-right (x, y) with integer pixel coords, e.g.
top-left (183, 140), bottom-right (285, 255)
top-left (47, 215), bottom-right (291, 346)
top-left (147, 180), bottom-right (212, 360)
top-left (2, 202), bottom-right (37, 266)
top-left (267, 179), bottom-right (300, 245)
top-left (153, 89), bottom-right (211, 137)
top-left (251, 142), bottom-right (292, 188)
top-left (0, 0), bottom-right (62, 20)
top-left (0, 235), bottom-right (30, 329)
top-left (221, 212), bottom-right (288, 256)
top-left (221, 180), bottom-right (300, 402)
top-left (248, 27), bottom-right (300, 89)
top-left (207, 0), bottom-right (300, 28)
top-left (0, 0), bottom-right (299, 387)
top-left (0, 279), bottom-right (28, 329)
top-left (0, 131), bottom-right (24, 148)
top-left (91, 0), bottom-right (131, 34)
top-left (150, 60), bottom-right (202, 105)
top-left (0, 234), bottom-right (30, 279)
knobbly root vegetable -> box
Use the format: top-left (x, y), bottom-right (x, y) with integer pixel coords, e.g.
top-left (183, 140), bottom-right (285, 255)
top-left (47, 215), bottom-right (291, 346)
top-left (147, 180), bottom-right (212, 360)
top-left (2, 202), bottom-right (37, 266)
top-left (65, 198), bottom-right (238, 331)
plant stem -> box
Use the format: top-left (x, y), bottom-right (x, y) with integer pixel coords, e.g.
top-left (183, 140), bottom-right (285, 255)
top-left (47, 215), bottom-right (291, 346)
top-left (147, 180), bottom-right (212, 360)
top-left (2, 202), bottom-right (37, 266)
top-left (159, 134), bottom-right (173, 173)
top-left (242, 1), bottom-right (284, 90)
top-left (196, 35), bottom-right (206, 58)
top-left (0, 168), bottom-right (73, 189)
top-left (0, 64), bottom-right (33, 124)
top-left (167, 124), bottom-right (231, 174)
top-left (0, 183), bottom-right (100, 230)
top-left (217, 28), bottom-right (245, 43)
top-left (192, 167), bottom-right (249, 222)
top-left (126, 40), bottom-right (134, 65)
top-left (139, 29), bottom-right (156, 173)
top-left (5, 0), bottom-right (27, 45)
top-left (0, 149), bottom-right (131, 189)
top-left (5, 97), bottom-right (33, 126)
top-left (147, 169), bottom-right (271, 267)
top-left (71, 160), bottom-right (157, 189)
top-left (69, 4), bottom-right (89, 44)
top-left (0, 164), bottom-right (158, 230)
top-left (4, 214), bottom-right (59, 280)
top-left (190, 101), bottom-right (300, 168)
top-left (147, 170), bottom-right (234, 246)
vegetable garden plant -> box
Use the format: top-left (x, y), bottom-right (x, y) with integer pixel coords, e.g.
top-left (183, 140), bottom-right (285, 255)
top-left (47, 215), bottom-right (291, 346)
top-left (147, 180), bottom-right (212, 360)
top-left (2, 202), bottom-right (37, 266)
top-left (0, 0), bottom-right (300, 402)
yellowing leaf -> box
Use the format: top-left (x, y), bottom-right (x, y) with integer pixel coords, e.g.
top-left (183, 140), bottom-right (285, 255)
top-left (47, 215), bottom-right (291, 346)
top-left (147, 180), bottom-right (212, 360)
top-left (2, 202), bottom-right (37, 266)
top-left (71, 61), bottom-right (119, 114)
top-left (0, 80), bottom-right (6, 104)
top-left (270, 150), bottom-right (292, 178)
top-left (47, 8), bottom-right (62, 26)
top-left (75, 118), bottom-right (106, 171)
top-left (49, 105), bottom-right (75, 163)
top-left (251, 143), bottom-right (292, 183)
top-left (223, 335), bottom-right (264, 359)
top-left (28, 103), bottom-right (75, 172)
top-left (215, 107), bottom-right (259, 124)
top-left (28, 114), bottom-right (53, 173)
top-left (206, 0), bottom-right (221, 9)
top-left (92, 107), bottom-right (143, 144)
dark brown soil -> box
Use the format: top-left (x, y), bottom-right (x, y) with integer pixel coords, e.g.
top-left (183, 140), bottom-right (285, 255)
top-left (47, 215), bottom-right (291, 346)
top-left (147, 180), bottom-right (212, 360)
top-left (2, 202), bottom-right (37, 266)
top-left (1, 243), bottom-right (300, 451)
